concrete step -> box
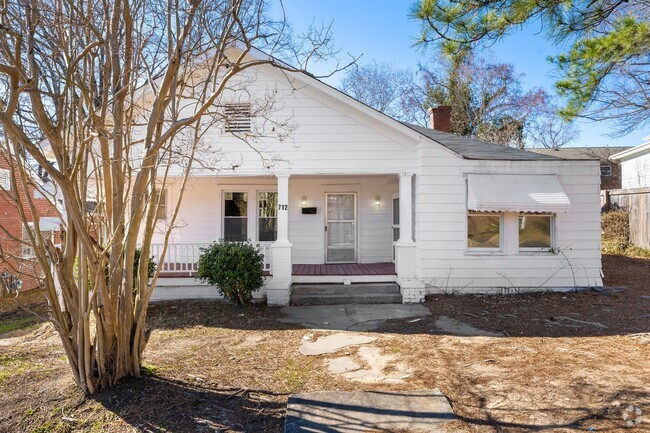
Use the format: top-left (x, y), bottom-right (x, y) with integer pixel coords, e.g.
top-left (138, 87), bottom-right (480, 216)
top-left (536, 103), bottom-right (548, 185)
top-left (290, 293), bottom-right (403, 305)
top-left (291, 283), bottom-right (400, 296)
top-left (290, 283), bottom-right (402, 305)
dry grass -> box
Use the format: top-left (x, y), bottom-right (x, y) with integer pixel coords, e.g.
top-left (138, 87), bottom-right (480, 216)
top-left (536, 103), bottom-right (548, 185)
top-left (0, 255), bottom-right (648, 432)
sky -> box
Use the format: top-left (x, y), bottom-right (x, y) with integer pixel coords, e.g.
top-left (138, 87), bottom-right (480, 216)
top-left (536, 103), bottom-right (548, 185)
top-left (270, 0), bottom-right (649, 149)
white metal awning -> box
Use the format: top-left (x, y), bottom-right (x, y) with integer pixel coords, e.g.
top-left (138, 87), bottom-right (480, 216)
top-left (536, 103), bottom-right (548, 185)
top-left (467, 174), bottom-right (571, 213)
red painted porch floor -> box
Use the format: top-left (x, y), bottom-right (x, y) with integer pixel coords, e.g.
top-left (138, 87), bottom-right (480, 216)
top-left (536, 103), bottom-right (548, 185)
top-left (292, 262), bottom-right (396, 276)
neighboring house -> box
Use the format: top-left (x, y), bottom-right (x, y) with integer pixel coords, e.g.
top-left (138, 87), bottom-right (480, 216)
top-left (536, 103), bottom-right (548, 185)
top-left (0, 152), bottom-right (61, 292)
top-left (531, 147), bottom-right (631, 190)
top-left (611, 137), bottom-right (650, 189)
top-left (143, 47), bottom-right (603, 305)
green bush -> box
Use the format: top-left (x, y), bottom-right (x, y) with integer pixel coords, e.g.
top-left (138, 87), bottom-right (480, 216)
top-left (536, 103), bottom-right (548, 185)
top-left (196, 241), bottom-right (265, 305)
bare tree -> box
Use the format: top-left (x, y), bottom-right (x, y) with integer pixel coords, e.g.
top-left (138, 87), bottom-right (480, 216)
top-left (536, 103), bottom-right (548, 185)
top-left (339, 61), bottom-right (430, 126)
top-left (422, 52), bottom-right (549, 148)
top-left (0, 0), bottom-right (345, 394)
top-left (529, 108), bottom-right (580, 149)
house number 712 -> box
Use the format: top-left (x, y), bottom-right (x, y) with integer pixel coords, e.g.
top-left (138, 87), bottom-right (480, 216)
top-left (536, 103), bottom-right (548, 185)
top-left (278, 204), bottom-right (288, 210)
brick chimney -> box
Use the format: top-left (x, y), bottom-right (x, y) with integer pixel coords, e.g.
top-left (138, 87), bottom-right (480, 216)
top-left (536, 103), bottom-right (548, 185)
top-left (428, 106), bottom-right (451, 133)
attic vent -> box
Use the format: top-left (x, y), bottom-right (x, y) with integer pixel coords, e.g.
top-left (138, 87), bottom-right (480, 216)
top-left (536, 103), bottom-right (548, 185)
top-left (0, 168), bottom-right (10, 190)
top-left (224, 103), bottom-right (252, 133)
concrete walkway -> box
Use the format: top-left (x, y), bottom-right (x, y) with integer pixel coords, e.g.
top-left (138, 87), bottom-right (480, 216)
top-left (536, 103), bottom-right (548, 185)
top-left (280, 303), bottom-right (431, 331)
top-left (285, 390), bottom-right (455, 432)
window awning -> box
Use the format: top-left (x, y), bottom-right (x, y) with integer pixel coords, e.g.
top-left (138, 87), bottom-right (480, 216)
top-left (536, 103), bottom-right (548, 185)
top-left (467, 174), bottom-right (571, 213)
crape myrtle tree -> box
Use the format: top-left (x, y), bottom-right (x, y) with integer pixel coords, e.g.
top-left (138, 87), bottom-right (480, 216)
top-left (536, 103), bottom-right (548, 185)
top-left (0, 0), bottom-right (346, 394)
top-left (411, 0), bottom-right (650, 135)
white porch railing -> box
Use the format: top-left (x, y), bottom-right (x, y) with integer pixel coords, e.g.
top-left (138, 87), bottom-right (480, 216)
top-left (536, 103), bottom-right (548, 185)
top-left (148, 241), bottom-right (273, 275)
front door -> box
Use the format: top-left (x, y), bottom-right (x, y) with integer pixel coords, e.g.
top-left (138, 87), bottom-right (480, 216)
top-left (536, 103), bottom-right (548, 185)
top-left (325, 193), bottom-right (356, 263)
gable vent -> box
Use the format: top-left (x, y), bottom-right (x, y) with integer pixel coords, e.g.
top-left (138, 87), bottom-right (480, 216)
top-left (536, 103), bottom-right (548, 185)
top-left (0, 168), bottom-right (10, 190)
top-left (224, 103), bottom-right (252, 133)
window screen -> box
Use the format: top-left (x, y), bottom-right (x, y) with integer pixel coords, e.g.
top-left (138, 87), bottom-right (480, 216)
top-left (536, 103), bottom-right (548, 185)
top-left (258, 192), bottom-right (277, 241)
top-left (224, 192), bottom-right (248, 241)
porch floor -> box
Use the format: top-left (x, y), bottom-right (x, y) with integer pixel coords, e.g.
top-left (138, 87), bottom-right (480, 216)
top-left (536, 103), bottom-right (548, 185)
top-left (292, 262), bottom-right (396, 276)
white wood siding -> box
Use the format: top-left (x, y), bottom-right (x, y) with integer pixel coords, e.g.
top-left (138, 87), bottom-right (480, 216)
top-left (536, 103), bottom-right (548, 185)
top-left (154, 175), bottom-right (396, 264)
top-left (621, 152), bottom-right (650, 188)
top-left (414, 144), bottom-right (603, 290)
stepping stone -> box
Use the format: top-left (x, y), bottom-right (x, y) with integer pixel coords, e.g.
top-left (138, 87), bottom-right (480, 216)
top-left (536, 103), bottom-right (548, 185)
top-left (435, 316), bottom-right (503, 337)
top-left (299, 333), bottom-right (376, 356)
top-left (285, 390), bottom-right (456, 432)
top-left (327, 356), bottom-right (361, 374)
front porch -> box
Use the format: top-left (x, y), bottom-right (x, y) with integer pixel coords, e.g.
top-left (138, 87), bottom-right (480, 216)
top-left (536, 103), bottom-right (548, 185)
top-left (149, 172), bottom-right (424, 304)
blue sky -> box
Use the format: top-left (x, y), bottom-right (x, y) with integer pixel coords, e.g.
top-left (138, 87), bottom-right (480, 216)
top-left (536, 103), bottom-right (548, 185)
top-left (270, 0), bottom-right (649, 148)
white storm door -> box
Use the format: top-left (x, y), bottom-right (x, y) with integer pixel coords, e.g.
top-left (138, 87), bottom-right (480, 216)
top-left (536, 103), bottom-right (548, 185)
top-left (325, 193), bottom-right (357, 263)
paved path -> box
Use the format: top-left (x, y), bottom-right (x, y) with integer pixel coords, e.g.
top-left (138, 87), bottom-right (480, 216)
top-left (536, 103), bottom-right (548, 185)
top-left (285, 390), bottom-right (455, 432)
top-left (280, 303), bottom-right (431, 331)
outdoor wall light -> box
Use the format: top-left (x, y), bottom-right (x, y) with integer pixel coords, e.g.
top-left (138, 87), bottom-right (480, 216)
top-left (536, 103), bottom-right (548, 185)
top-left (374, 195), bottom-right (381, 207)
top-left (301, 196), bottom-right (308, 207)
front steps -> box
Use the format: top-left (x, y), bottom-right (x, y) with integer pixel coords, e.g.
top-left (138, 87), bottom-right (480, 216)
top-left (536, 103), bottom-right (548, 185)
top-left (290, 283), bottom-right (402, 305)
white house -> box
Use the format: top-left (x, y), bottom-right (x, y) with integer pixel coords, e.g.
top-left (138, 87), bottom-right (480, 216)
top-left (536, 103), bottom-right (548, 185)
top-left (611, 137), bottom-right (650, 189)
top-left (148, 48), bottom-right (603, 305)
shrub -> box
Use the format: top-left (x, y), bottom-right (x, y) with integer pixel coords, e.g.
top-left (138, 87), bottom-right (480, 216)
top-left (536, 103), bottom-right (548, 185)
top-left (601, 211), bottom-right (650, 257)
top-left (196, 241), bottom-right (265, 305)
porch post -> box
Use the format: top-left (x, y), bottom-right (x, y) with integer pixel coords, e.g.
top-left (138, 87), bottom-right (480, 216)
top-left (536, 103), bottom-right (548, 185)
top-left (267, 174), bottom-right (292, 305)
top-left (395, 172), bottom-right (425, 303)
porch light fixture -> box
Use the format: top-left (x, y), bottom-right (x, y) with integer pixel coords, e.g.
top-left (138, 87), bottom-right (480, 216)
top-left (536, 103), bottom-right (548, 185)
top-left (301, 196), bottom-right (307, 207)
top-left (374, 195), bottom-right (381, 207)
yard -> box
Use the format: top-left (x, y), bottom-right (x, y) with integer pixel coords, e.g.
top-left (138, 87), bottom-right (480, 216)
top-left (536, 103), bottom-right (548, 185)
top-left (0, 254), bottom-right (648, 433)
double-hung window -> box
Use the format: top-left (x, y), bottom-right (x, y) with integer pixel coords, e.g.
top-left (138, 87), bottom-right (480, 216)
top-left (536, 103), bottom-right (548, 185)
top-left (223, 192), bottom-right (248, 241)
top-left (153, 188), bottom-right (167, 220)
top-left (467, 212), bottom-right (502, 251)
top-left (258, 192), bottom-right (277, 241)
top-left (518, 213), bottom-right (553, 251)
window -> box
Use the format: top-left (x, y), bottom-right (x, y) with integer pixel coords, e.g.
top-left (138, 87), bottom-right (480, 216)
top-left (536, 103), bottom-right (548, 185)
top-left (224, 192), bottom-right (248, 241)
top-left (224, 103), bottom-right (252, 133)
top-left (392, 196), bottom-right (399, 261)
top-left (0, 168), bottom-right (10, 190)
top-left (22, 223), bottom-right (34, 258)
top-left (519, 213), bottom-right (553, 250)
top-left (22, 223), bottom-right (52, 258)
top-left (467, 212), bottom-right (501, 250)
top-left (153, 188), bottom-right (167, 220)
top-left (258, 192), bottom-right (277, 241)
top-left (600, 164), bottom-right (612, 177)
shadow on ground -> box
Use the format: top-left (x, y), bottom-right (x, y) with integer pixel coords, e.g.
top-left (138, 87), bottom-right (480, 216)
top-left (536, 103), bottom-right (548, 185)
top-left (93, 375), bottom-right (287, 433)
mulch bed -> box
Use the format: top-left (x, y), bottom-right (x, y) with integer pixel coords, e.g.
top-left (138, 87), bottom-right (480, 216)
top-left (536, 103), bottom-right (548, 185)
top-left (0, 254), bottom-right (648, 433)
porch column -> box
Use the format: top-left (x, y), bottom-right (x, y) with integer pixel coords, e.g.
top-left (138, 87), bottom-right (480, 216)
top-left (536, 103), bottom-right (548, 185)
top-left (395, 172), bottom-right (425, 303)
top-left (267, 174), bottom-right (292, 305)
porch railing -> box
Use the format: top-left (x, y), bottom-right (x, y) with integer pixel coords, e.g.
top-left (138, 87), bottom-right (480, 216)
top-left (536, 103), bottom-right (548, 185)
top-left (149, 241), bottom-right (273, 276)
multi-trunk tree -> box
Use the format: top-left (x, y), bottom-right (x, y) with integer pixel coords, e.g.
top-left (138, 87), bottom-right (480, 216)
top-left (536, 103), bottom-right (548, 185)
top-left (0, 0), bottom-right (341, 394)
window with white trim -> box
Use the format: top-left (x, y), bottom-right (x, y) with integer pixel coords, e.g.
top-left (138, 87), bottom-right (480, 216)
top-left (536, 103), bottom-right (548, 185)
top-left (224, 103), bottom-right (252, 133)
top-left (518, 213), bottom-right (553, 251)
top-left (392, 196), bottom-right (399, 261)
top-left (467, 212), bottom-right (502, 250)
top-left (600, 164), bottom-right (612, 177)
top-left (22, 223), bottom-right (34, 258)
top-left (153, 188), bottom-right (167, 220)
top-left (0, 168), bottom-right (10, 190)
top-left (258, 192), bottom-right (277, 241)
top-left (223, 192), bottom-right (248, 241)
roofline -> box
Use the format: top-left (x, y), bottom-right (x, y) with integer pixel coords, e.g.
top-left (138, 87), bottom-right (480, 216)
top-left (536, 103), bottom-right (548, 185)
top-left (241, 44), bottom-right (457, 150)
top-left (611, 141), bottom-right (650, 160)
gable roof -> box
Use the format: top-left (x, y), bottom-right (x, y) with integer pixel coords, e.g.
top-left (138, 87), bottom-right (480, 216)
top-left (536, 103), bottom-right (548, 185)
top-left (610, 137), bottom-right (650, 161)
top-left (531, 147), bottom-right (632, 161)
top-left (402, 123), bottom-right (559, 161)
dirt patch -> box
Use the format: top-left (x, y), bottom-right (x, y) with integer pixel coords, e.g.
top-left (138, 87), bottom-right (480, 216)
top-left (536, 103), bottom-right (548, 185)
top-left (0, 255), bottom-right (648, 432)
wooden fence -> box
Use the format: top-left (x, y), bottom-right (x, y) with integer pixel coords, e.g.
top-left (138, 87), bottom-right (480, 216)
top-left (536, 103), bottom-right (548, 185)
top-left (602, 187), bottom-right (650, 249)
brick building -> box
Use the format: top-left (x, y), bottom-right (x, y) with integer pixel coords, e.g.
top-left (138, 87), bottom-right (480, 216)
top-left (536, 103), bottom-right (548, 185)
top-left (0, 152), bottom-right (60, 292)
